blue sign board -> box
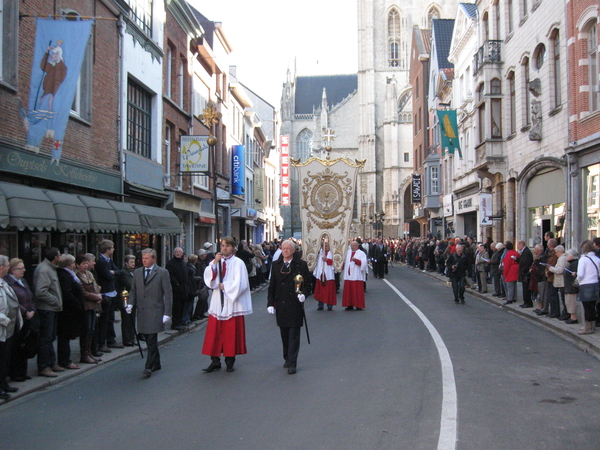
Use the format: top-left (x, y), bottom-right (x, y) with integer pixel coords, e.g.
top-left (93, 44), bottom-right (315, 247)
top-left (231, 145), bottom-right (245, 196)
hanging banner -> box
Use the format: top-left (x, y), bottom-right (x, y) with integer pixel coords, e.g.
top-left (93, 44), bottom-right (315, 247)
top-left (412, 174), bottom-right (422, 204)
top-left (293, 155), bottom-right (365, 272)
top-left (281, 135), bottom-right (290, 206)
top-left (180, 136), bottom-right (209, 173)
top-left (21, 18), bottom-right (94, 163)
top-left (231, 145), bottom-right (245, 196)
top-left (437, 110), bottom-right (462, 157)
top-left (480, 193), bottom-right (493, 226)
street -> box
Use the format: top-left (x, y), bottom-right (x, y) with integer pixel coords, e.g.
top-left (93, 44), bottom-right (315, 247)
top-left (2, 264), bottom-right (600, 450)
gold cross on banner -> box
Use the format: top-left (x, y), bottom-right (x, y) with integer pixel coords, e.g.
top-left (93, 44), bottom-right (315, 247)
top-left (198, 103), bottom-right (222, 128)
top-left (322, 128), bottom-right (336, 148)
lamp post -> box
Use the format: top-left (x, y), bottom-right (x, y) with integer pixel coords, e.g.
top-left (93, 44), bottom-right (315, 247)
top-left (370, 211), bottom-right (385, 238)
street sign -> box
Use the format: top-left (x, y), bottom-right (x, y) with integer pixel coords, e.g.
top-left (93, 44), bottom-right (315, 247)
top-left (216, 199), bottom-right (235, 204)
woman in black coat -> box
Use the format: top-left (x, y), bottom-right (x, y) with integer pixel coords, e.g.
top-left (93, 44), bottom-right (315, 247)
top-left (267, 241), bottom-right (312, 374)
top-left (57, 254), bottom-right (85, 370)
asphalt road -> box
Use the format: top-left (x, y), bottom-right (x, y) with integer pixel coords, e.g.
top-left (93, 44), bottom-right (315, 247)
top-left (2, 264), bottom-right (600, 450)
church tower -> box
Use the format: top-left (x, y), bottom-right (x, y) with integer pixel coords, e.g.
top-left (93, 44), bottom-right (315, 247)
top-left (357, 0), bottom-right (457, 237)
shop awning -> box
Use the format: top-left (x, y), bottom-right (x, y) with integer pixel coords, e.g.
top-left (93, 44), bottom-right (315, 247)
top-left (0, 182), bottom-right (56, 231)
top-left (0, 189), bottom-right (9, 229)
top-left (78, 195), bottom-right (119, 233)
top-left (132, 204), bottom-right (181, 235)
top-left (43, 190), bottom-right (90, 233)
top-left (107, 201), bottom-right (142, 234)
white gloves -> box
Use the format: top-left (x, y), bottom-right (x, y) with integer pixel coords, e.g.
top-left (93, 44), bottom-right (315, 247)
top-left (298, 294), bottom-right (306, 303)
top-left (162, 315), bottom-right (170, 324)
top-left (125, 305), bottom-right (133, 314)
top-left (267, 306), bottom-right (275, 314)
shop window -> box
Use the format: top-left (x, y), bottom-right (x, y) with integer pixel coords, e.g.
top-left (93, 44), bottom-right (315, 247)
top-left (58, 233), bottom-right (87, 256)
top-left (0, 232), bottom-right (18, 258)
top-left (27, 233), bottom-right (51, 268)
top-left (583, 163), bottom-right (600, 239)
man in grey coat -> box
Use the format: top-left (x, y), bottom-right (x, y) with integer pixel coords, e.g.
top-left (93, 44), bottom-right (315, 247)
top-left (127, 248), bottom-right (172, 378)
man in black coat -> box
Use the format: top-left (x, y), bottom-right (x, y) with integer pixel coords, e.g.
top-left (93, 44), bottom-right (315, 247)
top-left (165, 247), bottom-right (189, 331)
top-left (517, 240), bottom-right (534, 308)
top-left (267, 239), bottom-right (312, 374)
top-left (95, 240), bottom-right (122, 352)
top-left (447, 244), bottom-right (470, 304)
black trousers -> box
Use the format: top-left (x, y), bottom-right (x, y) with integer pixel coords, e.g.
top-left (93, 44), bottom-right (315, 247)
top-left (0, 336), bottom-right (14, 390)
top-left (142, 333), bottom-right (160, 371)
top-left (279, 327), bottom-right (301, 368)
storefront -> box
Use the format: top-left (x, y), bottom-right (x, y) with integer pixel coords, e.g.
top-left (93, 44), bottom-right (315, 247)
top-left (453, 193), bottom-right (479, 239)
top-left (525, 167), bottom-right (566, 246)
top-left (0, 181), bottom-right (180, 283)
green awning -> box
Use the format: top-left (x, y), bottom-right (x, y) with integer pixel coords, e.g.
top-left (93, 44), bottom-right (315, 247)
top-left (132, 204), bottom-right (181, 235)
top-left (107, 201), bottom-right (142, 234)
top-left (43, 190), bottom-right (90, 233)
top-left (78, 195), bottom-right (119, 233)
top-left (0, 182), bottom-right (57, 231)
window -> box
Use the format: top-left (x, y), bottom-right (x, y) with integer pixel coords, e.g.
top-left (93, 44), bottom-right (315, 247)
top-left (587, 21), bottom-right (598, 112)
top-left (507, 0), bottom-right (514, 34)
top-left (192, 75), bottom-right (209, 117)
top-left (534, 44), bottom-right (546, 70)
top-left (296, 129), bottom-right (313, 161)
top-left (551, 30), bottom-right (561, 108)
top-left (0, 0), bottom-right (18, 86)
top-left (126, 0), bottom-right (153, 35)
top-left (430, 165), bottom-right (439, 194)
top-left (522, 57), bottom-right (531, 126)
top-left (427, 7), bottom-right (440, 29)
top-left (477, 84), bottom-right (486, 143)
top-left (127, 78), bottom-right (152, 158)
top-left (404, 152), bottom-right (410, 162)
top-left (508, 71), bottom-right (516, 134)
top-left (388, 9), bottom-right (401, 68)
top-left (483, 12), bottom-right (489, 42)
top-left (490, 78), bottom-right (502, 138)
top-left (521, 0), bottom-right (528, 20)
top-left (166, 46), bottom-right (172, 98)
top-left (179, 56), bottom-right (185, 107)
top-left (494, 0), bottom-right (501, 39)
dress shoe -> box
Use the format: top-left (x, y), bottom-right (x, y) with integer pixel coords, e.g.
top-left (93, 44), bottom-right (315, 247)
top-left (10, 377), bottom-right (26, 382)
top-left (107, 342), bottom-right (124, 349)
top-left (317, 306), bottom-right (324, 311)
top-left (202, 361), bottom-right (222, 373)
top-left (142, 369), bottom-right (152, 378)
top-left (226, 366), bottom-right (235, 373)
top-left (548, 314), bottom-right (560, 319)
top-left (460, 299), bottom-right (465, 304)
top-left (80, 354), bottom-right (98, 364)
top-left (97, 346), bottom-right (112, 353)
top-left (519, 304), bottom-right (533, 308)
top-left (123, 342), bottom-right (135, 347)
top-left (345, 306), bottom-right (354, 311)
top-left (3, 386), bottom-right (18, 393)
top-left (537, 311), bottom-right (548, 316)
top-left (503, 300), bottom-right (514, 305)
top-left (565, 319), bottom-right (579, 324)
top-left (52, 365), bottom-right (65, 372)
top-left (287, 367), bottom-right (297, 375)
top-left (356, 307), bottom-right (363, 311)
top-left (64, 363), bottom-right (80, 370)
top-left (24, 375), bottom-right (32, 380)
top-left (151, 365), bottom-right (161, 372)
top-left (0, 391), bottom-right (11, 400)
top-left (559, 314), bottom-right (570, 321)
top-left (283, 362), bottom-right (290, 368)
top-left (91, 350), bottom-right (103, 357)
top-left (327, 307), bottom-right (333, 311)
top-left (38, 368), bottom-right (58, 378)
top-left (492, 293), bottom-right (501, 297)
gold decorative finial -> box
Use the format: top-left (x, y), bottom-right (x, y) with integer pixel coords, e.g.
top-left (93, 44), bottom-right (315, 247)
top-left (198, 102), bottom-right (222, 128)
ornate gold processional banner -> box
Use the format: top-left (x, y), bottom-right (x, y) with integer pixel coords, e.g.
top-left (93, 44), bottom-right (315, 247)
top-left (292, 155), bottom-right (365, 272)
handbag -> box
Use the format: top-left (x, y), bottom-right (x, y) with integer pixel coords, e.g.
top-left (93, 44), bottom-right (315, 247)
top-left (20, 323), bottom-right (38, 359)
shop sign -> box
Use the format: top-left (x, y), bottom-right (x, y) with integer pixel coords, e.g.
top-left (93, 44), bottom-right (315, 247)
top-left (281, 136), bottom-right (290, 205)
top-left (454, 194), bottom-right (478, 213)
top-left (412, 174), bottom-right (422, 203)
top-left (480, 193), bottom-right (492, 226)
top-left (443, 194), bottom-right (453, 217)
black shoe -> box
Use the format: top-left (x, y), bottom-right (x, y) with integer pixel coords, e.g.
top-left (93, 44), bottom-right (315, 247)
top-left (327, 307), bottom-right (333, 311)
top-left (97, 346), bottom-right (111, 353)
top-left (3, 386), bottom-right (18, 393)
top-left (454, 299), bottom-right (459, 303)
top-left (283, 362), bottom-right (290, 368)
top-left (503, 300), bottom-right (514, 305)
top-left (10, 377), bottom-right (26, 382)
top-left (287, 367), bottom-right (297, 375)
top-left (356, 308), bottom-right (363, 311)
top-left (548, 314), bottom-right (560, 318)
top-left (203, 361), bottom-right (222, 373)
top-left (345, 306), bottom-right (354, 311)
top-left (460, 299), bottom-right (465, 304)
top-left (123, 342), bottom-right (135, 347)
top-left (559, 314), bottom-right (570, 321)
top-left (226, 366), bottom-right (235, 373)
top-left (317, 306), bottom-right (323, 311)
top-left (565, 319), bottom-right (579, 324)
top-left (0, 391), bottom-right (11, 400)
top-left (151, 365), bottom-right (161, 372)
top-left (519, 304), bottom-right (533, 308)
top-left (537, 311), bottom-right (548, 316)
top-left (142, 369), bottom-right (152, 378)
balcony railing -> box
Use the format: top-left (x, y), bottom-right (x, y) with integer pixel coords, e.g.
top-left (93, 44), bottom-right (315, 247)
top-left (473, 40), bottom-right (502, 74)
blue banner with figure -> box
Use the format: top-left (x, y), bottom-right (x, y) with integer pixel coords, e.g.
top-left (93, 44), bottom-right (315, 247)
top-left (231, 145), bottom-right (245, 196)
top-left (437, 110), bottom-right (462, 157)
top-left (21, 17), bottom-right (94, 163)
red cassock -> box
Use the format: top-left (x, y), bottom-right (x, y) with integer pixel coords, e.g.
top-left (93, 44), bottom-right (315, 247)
top-left (313, 249), bottom-right (337, 305)
top-left (201, 315), bottom-right (247, 357)
top-left (342, 250), bottom-right (367, 308)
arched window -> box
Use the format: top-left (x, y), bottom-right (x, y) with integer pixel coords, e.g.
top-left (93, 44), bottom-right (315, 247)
top-left (550, 29), bottom-right (561, 109)
top-left (388, 9), bottom-right (401, 68)
top-left (477, 83), bottom-right (486, 143)
top-left (490, 78), bottom-right (502, 138)
top-left (427, 7), bottom-right (441, 29)
top-left (508, 71), bottom-right (516, 134)
top-left (522, 57), bottom-right (531, 126)
top-left (296, 129), bottom-right (313, 161)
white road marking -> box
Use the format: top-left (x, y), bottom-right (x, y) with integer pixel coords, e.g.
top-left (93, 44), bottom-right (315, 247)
top-left (384, 279), bottom-right (458, 450)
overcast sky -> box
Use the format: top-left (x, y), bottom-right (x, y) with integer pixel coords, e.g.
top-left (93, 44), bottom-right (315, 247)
top-left (189, 0), bottom-right (358, 108)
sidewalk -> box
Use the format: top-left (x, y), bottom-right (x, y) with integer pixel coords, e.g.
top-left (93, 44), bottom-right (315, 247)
top-left (1, 283), bottom-right (270, 405)
top-left (404, 263), bottom-right (600, 361)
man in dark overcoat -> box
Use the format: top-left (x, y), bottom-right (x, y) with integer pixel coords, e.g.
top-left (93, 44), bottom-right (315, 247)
top-left (517, 240), bottom-right (534, 308)
top-left (267, 239), bottom-right (312, 374)
top-left (127, 248), bottom-right (172, 378)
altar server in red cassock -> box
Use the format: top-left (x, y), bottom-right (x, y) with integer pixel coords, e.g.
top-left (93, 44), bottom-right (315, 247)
top-left (342, 241), bottom-right (368, 310)
top-left (201, 237), bottom-right (252, 373)
top-left (313, 241), bottom-right (337, 311)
